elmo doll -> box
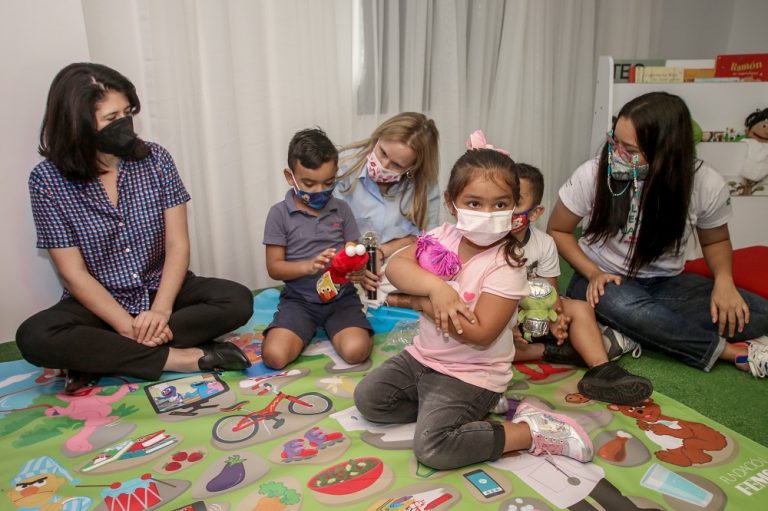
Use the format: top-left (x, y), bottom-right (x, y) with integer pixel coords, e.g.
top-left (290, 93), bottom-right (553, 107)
top-left (316, 242), bottom-right (368, 302)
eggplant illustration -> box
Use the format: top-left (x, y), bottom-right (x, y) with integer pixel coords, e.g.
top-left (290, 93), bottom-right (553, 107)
top-left (206, 454), bottom-right (247, 492)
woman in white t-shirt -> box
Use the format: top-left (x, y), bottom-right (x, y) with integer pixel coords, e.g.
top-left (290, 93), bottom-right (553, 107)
top-left (547, 92), bottom-right (768, 377)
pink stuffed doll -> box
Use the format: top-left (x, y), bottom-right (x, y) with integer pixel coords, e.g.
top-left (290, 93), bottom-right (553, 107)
top-left (316, 242), bottom-right (369, 302)
top-left (415, 233), bottom-right (462, 279)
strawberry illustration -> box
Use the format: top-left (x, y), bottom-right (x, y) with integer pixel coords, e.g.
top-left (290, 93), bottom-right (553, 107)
top-left (172, 451), bottom-right (188, 462)
top-left (187, 451), bottom-right (205, 463)
top-left (164, 461), bottom-right (182, 472)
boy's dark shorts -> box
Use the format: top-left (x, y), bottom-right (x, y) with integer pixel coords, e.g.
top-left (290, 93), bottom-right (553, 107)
top-left (264, 287), bottom-right (373, 345)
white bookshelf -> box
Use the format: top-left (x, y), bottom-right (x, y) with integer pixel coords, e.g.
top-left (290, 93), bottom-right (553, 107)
top-left (591, 56), bottom-right (768, 255)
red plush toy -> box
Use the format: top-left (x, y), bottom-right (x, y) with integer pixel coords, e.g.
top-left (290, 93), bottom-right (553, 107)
top-left (316, 242), bottom-right (369, 302)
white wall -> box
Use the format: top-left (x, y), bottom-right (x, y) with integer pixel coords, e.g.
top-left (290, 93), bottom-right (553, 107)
top-left (652, 0), bottom-right (734, 59)
top-left (651, 0), bottom-right (768, 59)
top-left (726, 0), bottom-right (768, 53)
top-left (0, 1), bottom-right (91, 342)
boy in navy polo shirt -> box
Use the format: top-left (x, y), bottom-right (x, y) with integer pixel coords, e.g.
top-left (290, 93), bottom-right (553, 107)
top-left (262, 128), bottom-right (373, 369)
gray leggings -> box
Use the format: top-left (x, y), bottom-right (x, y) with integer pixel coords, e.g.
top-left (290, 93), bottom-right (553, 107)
top-left (353, 350), bottom-right (505, 470)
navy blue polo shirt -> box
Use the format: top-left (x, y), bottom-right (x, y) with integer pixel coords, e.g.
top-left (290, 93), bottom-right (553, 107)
top-left (29, 143), bottom-right (190, 313)
top-left (263, 191), bottom-right (361, 303)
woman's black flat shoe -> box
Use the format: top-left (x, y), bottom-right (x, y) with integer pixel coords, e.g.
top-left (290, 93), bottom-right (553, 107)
top-left (64, 370), bottom-right (98, 394)
top-left (198, 342), bottom-right (251, 371)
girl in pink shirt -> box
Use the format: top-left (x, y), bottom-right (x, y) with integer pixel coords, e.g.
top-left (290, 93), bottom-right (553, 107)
top-left (354, 136), bottom-right (594, 470)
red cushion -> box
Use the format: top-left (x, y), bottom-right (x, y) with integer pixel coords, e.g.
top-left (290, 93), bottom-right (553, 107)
top-left (684, 245), bottom-right (768, 299)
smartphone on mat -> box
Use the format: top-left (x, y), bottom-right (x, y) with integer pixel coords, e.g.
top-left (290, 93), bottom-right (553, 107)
top-left (463, 468), bottom-right (505, 498)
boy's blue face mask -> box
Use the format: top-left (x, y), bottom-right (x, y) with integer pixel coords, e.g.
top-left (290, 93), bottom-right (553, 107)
top-left (290, 170), bottom-right (336, 210)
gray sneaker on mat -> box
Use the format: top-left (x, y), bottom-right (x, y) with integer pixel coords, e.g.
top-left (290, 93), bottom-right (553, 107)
top-left (600, 324), bottom-right (642, 361)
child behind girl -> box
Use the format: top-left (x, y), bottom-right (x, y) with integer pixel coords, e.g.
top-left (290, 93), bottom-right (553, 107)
top-left (509, 163), bottom-right (652, 406)
top-left (353, 145), bottom-right (593, 470)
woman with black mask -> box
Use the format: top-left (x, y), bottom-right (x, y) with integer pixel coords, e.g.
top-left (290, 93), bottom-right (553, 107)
top-left (16, 63), bottom-right (253, 391)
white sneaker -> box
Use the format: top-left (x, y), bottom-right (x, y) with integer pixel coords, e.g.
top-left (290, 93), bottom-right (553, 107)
top-left (491, 395), bottom-right (509, 414)
top-left (512, 400), bottom-right (594, 462)
top-left (600, 324), bottom-right (642, 361)
top-left (745, 341), bottom-right (768, 378)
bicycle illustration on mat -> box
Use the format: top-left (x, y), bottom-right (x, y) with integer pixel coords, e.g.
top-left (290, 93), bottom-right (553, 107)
top-left (211, 381), bottom-right (333, 448)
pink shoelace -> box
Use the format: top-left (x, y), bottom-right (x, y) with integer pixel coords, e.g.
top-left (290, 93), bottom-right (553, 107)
top-left (530, 431), bottom-right (565, 457)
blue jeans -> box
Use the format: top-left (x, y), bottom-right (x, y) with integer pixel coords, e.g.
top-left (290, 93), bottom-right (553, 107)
top-left (566, 272), bottom-right (768, 371)
top-left (353, 350), bottom-right (505, 470)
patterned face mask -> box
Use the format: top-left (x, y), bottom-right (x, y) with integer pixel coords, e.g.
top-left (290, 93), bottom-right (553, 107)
top-left (289, 170), bottom-right (336, 209)
top-left (606, 131), bottom-right (649, 181)
top-left (510, 206), bottom-right (537, 233)
top-left (606, 131), bottom-right (649, 197)
top-left (366, 146), bottom-right (408, 183)
top-left (609, 150), bottom-right (649, 181)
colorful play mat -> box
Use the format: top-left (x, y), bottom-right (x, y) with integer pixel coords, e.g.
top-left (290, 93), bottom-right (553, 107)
top-left (2, 288), bottom-right (767, 510)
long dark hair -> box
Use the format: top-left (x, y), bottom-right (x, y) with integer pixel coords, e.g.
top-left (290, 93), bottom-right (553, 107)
top-left (446, 148), bottom-right (525, 268)
top-left (38, 62), bottom-right (149, 181)
top-left (585, 92), bottom-right (695, 276)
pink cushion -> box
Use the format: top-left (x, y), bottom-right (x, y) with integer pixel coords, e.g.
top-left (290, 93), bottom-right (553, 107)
top-left (684, 246), bottom-right (768, 299)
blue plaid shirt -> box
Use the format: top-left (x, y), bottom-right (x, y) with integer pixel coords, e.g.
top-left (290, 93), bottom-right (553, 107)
top-left (28, 143), bottom-right (191, 314)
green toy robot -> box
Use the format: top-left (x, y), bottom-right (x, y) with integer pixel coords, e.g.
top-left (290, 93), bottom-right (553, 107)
top-left (518, 278), bottom-right (558, 342)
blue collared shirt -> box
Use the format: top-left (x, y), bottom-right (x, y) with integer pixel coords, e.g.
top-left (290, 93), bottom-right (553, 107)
top-left (333, 157), bottom-right (440, 243)
top-left (28, 143), bottom-right (190, 314)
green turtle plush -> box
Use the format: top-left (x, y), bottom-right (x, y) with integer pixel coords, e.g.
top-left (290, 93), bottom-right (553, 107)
top-left (518, 278), bottom-right (558, 342)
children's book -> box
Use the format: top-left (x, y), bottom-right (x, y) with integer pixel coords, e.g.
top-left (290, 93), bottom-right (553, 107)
top-left (635, 66), bottom-right (684, 83)
top-left (81, 440), bottom-right (134, 472)
top-left (613, 59), bottom-right (665, 83)
top-left (683, 68), bottom-right (715, 82)
top-left (715, 53), bottom-right (768, 81)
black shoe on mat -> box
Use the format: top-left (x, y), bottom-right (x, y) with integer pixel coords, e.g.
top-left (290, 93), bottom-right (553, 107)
top-left (198, 342), bottom-right (251, 371)
top-left (577, 361), bottom-right (652, 405)
top-left (64, 370), bottom-right (99, 394)
top-left (541, 337), bottom-right (587, 367)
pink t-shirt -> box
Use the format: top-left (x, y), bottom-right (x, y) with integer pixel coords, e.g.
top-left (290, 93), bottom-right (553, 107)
top-left (406, 223), bottom-right (529, 392)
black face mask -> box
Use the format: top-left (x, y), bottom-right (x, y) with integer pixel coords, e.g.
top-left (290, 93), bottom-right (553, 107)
top-left (95, 116), bottom-right (140, 159)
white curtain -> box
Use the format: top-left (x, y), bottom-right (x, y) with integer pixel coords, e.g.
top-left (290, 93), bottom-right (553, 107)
top-left (355, 0), bottom-right (435, 114)
top-left (81, 0), bottom-right (661, 292)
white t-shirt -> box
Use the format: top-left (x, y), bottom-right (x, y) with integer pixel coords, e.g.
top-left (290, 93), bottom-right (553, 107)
top-left (521, 226), bottom-right (561, 280)
top-left (558, 158), bottom-right (732, 278)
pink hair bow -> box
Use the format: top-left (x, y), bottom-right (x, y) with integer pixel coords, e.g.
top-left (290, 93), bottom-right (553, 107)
top-left (467, 130), bottom-right (510, 156)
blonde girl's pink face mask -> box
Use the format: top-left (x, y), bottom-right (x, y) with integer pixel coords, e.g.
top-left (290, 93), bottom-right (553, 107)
top-left (366, 145), bottom-right (406, 183)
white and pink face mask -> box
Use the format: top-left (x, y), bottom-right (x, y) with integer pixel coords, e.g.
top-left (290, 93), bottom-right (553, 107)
top-left (366, 145), bottom-right (407, 183)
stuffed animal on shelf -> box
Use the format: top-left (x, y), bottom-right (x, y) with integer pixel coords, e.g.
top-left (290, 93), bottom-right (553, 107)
top-left (517, 278), bottom-right (558, 342)
top-left (316, 242), bottom-right (369, 302)
top-left (734, 107), bottom-right (768, 196)
top-left (415, 233), bottom-right (462, 279)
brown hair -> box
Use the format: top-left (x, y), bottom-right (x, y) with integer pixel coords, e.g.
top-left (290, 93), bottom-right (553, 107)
top-left (446, 149), bottom-right (525, 268)
top-left (514, 162), bottom-right (544, 205)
